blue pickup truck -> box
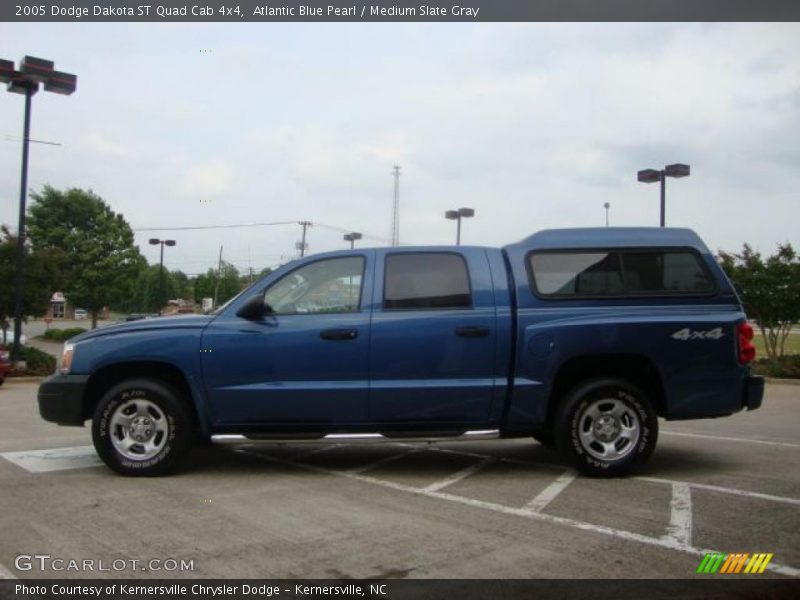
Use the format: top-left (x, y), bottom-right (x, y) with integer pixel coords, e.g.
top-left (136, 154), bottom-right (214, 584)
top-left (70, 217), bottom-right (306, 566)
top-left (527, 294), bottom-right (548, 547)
top-left (38, 227), bottom-right (763, 476)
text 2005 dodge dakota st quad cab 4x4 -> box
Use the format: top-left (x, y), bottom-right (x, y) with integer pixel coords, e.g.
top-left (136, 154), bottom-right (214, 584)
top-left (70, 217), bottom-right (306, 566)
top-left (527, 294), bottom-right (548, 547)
top-left (38, 227), bottom-right (763, 476)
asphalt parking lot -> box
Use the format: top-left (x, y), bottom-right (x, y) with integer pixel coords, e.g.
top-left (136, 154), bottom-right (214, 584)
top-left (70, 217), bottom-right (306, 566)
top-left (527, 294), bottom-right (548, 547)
top-left (0, 380), bottom-right (798, 580)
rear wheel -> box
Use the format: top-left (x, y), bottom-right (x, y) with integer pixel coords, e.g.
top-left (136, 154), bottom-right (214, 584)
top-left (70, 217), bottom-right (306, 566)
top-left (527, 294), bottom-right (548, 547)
top-left (555, 378), bottom-right (657, 477)
top-left (92, 378), bottom-right (194, 476)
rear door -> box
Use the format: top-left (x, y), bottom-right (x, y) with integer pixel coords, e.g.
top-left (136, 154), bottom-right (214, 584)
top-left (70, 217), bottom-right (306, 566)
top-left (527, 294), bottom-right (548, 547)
top-left (368, 248), bottom-right (497, 424)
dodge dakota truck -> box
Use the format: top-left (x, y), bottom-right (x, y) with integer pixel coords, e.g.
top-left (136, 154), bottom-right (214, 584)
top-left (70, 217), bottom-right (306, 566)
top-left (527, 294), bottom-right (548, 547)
top-left (38, 227), bottom-right (763, 476)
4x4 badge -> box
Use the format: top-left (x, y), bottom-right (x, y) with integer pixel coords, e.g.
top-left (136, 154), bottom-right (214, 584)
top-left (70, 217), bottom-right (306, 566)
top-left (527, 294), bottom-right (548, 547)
top-left (672, 327), bottom-right (724, 341)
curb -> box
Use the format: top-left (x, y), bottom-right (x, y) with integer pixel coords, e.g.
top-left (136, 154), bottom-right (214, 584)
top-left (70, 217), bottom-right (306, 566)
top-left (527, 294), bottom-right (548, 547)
top-left (764, 377), bottom-right (800, 386)
top-left (4, 376), bottom-right (47, 383)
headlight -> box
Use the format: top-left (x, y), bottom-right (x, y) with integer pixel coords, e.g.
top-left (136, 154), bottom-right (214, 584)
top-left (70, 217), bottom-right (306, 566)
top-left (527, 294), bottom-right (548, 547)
top-left (60, 342), bottom-right (75, 374)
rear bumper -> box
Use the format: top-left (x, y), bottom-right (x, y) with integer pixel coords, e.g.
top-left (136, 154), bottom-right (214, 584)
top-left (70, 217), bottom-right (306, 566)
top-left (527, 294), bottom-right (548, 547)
top-left (743, 375), bottom-right (764, 411)
top-left (38, 374), bottom-right (90, 426)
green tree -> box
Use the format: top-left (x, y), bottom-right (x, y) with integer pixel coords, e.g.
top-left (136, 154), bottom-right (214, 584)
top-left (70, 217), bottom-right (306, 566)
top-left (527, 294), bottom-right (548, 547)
top-left (719, 243), bottom-right (800, 359)
top-left (192, 262), bottom-right (242, 309)
top-left (132, 264), bottom-right (180, 313)
top-left (0, 225), bottom-right (60, 342)
top-left (27, 186), bottom-right (146, 329)
top-left (172, 270), bottom-right (191, 301)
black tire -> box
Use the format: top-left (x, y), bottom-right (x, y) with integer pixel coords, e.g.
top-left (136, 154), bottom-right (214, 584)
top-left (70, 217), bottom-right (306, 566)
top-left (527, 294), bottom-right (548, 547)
top-left (554, 378), bottom-right (658, 477)
top-left (92, 378), bottom-right (194, 476)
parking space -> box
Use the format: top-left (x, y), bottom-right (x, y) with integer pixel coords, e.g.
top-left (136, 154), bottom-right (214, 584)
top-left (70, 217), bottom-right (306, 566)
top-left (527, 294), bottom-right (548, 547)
top-left (0, 381), bottom-right (798, 579)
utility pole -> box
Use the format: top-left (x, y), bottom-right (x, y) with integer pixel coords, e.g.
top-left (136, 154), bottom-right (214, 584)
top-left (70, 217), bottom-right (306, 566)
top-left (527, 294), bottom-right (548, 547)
top-left (297, 221), bottom-right (312, 257)
top-left (213, 245), bottom-right (223, 308)
top-left (390, 165), bottom-right (401, 246)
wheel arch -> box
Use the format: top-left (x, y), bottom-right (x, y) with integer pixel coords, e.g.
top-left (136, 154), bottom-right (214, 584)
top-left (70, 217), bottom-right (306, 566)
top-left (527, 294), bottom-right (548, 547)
top-left (83, 361), bottom-right (203, 432)
top-left (546, 353), bottom-right (666, 428)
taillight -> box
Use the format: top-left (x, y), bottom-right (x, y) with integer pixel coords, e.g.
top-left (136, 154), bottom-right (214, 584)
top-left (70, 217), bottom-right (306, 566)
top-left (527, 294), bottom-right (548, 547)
top-left (738, 322), bottom-right (756, 364)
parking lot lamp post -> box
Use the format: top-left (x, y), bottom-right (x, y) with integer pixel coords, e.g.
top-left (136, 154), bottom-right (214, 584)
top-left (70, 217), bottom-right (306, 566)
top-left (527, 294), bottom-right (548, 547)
top-left (604, 202), bottom-right (610, 227)
top-left (0, 56), bottom-right (76, 362)
top-left (343, 232), bottom-right (362, 249)
top-left (637, 163), bottom-right (690, 227)
top-left (445, 207), bottom-right (475, 245)
top-left (149, 239), bottom-right (176, 315)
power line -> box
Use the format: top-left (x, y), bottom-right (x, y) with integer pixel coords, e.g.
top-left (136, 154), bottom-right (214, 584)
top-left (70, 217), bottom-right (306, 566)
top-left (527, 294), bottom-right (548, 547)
top-left (134, 219), bottom-right (395, 245)
top-left (133, 220), bottom-right (297, 232)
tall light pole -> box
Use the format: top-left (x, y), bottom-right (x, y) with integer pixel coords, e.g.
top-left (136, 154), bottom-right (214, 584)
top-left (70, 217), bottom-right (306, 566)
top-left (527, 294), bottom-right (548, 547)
top-left (1, 56), bottom-right (76, 362)
top-left (343, 232), bottom-right (362, 249)
top-left (637, 163), bottom-right (690, 227)
top-left (445, 207), bottom-right (475, 245)
top-left (149, 239), bottom-right (176, 315)
top-left (604, 202), bottom-right (610, 227)
top-left (390, 165), bottom-right (401, 246)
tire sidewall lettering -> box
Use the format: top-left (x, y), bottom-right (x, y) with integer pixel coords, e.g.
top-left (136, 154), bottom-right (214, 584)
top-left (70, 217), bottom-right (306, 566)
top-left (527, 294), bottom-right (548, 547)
top-left (563, 382), bottom-right (656, 475)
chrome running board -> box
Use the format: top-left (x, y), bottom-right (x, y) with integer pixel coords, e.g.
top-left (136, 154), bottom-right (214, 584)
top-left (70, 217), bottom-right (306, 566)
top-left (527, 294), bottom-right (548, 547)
top-left (211, 429), bottom-right (500, 445)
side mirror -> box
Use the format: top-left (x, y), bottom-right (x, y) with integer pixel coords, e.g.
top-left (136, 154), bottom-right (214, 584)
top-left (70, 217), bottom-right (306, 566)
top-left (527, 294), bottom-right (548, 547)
top-left (236, 294), bottom-right (269, 320)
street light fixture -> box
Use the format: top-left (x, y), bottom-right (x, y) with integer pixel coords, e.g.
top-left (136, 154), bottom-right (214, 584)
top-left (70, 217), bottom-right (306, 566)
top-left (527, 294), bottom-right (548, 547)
top-left (149, 238), bottom-right (176, 316)
top-left (343, 232), bottom-right (362, 249)
top-left (445, 207), bottom-right (475, 245)
top-left (603, 202), bottom-right (610, 227)
top-left (637, 163), bottom-right (690, 227)
top-left (1, 56), bottom-right (76, 362)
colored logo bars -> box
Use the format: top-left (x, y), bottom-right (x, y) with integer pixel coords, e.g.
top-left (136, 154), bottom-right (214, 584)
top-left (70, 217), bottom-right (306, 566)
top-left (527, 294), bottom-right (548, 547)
top-left (697, 552), bottom-right (773, 574)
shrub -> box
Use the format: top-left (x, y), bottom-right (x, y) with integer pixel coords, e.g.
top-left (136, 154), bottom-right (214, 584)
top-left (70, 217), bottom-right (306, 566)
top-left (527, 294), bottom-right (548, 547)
top-left (20, 346), bottom-right (57, 376)
top-left (750, 355), bottom-right (800, 379)
top-left (43, 327), bottom-right (87, 342)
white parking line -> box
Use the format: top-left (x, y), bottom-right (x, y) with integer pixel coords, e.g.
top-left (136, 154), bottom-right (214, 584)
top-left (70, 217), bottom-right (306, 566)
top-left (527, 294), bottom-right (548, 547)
top-left (0, 446), bottom-right (102, 473)
top-left (521, 470), bottom-right (577, 513)
top-left (638, 476), bottom-right (800, 507)
top-left (398, 442), bottom-right (800, 508)
top-left (347, 448), bottom-right (423, 474)
top-left (422, 457), bottom-right (495, 492)
top-left (240, 449), bottom-right (800, 578)
top-left (661, 430), bottom-right (800, 449)
top-left (289, 444), bottom-right (342, 459)
top-left (662, 483), bottom-right (692, 547)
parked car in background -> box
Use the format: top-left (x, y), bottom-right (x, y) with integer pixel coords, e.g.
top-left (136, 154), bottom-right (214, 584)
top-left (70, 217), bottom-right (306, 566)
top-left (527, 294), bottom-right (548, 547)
top-left (0, 346), bottom-right (10, 386)
top-left (0, 331), bottom-right (26, 346)
top-left (74, 309), bottom-right (88, 320)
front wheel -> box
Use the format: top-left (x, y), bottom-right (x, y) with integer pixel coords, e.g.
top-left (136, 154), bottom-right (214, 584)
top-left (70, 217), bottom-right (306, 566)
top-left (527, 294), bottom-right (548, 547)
top-left (92, 378), bottom-right (194, 476)
top-left (555, 378), bottom-right (658, 477)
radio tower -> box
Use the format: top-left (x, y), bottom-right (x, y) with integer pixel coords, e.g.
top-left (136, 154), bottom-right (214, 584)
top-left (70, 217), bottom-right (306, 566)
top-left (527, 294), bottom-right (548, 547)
top-left (390, 165), bottom-right (401, 246)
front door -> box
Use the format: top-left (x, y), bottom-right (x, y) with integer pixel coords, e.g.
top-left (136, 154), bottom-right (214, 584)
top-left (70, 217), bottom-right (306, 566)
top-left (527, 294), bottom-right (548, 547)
top-left (202, 254), bottom-right (372, 427)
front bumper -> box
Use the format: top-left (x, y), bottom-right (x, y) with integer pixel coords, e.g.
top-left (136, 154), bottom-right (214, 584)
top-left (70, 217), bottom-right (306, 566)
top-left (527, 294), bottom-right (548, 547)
top-left (38, 374), bottom-right (90, 426)
top-left (744, 375), bottom-right (764, 411)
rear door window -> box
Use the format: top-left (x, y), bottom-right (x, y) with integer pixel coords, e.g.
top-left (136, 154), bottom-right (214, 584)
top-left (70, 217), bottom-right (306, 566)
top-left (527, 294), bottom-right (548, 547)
top-left (384, 253), bottom-right (472, 310)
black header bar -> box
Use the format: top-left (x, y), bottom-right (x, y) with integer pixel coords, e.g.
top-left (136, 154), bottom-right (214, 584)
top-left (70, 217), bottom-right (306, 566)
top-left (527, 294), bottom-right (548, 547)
top-left (3, 1), bottom-right (800, 23)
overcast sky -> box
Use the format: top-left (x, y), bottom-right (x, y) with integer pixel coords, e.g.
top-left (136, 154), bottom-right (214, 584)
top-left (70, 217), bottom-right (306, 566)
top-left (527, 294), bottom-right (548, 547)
top-left (1, 23), bottom-right (798, 277)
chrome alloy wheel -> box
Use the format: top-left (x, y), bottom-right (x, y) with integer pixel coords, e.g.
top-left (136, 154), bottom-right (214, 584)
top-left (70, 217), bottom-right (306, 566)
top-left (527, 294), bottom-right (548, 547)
top-left (109, 399), bottom-right (169, 461)
top-left (577, 397), bottom-right (641, 462)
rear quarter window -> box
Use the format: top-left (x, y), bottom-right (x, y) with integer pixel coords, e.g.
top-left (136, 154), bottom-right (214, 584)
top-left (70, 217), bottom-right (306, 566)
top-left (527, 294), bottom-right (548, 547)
top-left (528, 249), bottom-right (715, 298)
